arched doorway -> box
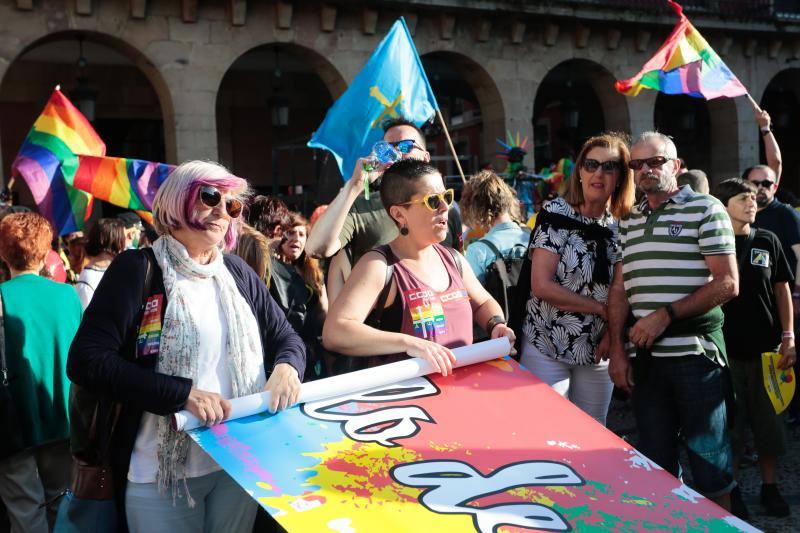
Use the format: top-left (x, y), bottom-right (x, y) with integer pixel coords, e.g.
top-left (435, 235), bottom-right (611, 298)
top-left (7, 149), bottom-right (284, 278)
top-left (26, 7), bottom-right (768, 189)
top-left (0, 31), bottom-right (171, 211)
top-left (533, 59), bottom-right (630, 169)
top-left (216, 44), bottom-right (346, 213)
top-left (654, 94), bottom-right (711, 175)
top-left (420, 51), bottom-right (505, 180)
top-left (654, 93), bottom-right (738, 184)
top-left (761, 69), bottom-right (800, 194)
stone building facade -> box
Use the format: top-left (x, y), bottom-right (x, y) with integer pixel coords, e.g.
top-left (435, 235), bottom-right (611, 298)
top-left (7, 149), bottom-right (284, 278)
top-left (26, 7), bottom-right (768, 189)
top-left (1, 0), bottom-right (800, 206)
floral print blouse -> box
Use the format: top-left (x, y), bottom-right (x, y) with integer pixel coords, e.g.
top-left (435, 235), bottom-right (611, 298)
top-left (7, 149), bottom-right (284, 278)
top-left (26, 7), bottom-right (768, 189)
top-left (522, 197), bottom-right (620, 365)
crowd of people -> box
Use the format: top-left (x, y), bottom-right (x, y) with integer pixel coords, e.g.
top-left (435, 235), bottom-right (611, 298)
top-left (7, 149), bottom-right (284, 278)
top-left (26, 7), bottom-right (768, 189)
top-left (0, 107), bottom-right (797, 532)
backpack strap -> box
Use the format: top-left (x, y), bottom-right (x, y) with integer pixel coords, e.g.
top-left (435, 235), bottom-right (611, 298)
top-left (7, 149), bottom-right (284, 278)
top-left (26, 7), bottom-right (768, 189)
top-left (477, 238), bottom-right (503, 261)
top-left (366, 245), bottom-right (395, 327)
top-left (141, 247), bottom-right (156, 305)
top-left (443, 245), bottom-right (463, 277)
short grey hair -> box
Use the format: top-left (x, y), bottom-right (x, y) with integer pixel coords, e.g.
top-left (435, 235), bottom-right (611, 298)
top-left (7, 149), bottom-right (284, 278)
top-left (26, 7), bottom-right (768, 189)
top-left (632, 131), bottom-right (678, 159)
top-left (677, 169), bottom-right (709, 194)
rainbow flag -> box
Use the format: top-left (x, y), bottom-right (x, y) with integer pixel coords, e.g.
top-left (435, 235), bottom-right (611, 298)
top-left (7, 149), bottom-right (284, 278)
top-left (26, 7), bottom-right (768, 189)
top-left (73, 155), bottom-right (175, 214)
top-left (11, 88), bottom-right (106, 235)
top-left (615, 0), bottom-right (747, 99)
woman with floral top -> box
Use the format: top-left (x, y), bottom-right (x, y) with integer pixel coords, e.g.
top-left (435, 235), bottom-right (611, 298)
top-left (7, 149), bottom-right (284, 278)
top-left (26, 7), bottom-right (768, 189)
top-left (522, 133), bottom-right (635, 424)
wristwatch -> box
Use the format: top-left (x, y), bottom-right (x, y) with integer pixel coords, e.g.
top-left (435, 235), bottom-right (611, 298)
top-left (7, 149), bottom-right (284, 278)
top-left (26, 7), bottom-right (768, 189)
top-left (486, 315), bottom-right (506, 335)
top-left (761, 127), bottom-right (772, 136)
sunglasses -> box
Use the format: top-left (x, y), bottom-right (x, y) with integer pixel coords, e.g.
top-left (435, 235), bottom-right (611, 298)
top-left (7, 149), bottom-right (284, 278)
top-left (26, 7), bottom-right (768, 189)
top-left (389, 139), bottom-right (424, 155)
top-left (399, 189), bottom-right (455, 211)
top-left (628, 156), bottom-right (674, 171)
top-left (199, 186), bottom-right (243, 219)
top-left (582, 159), bottom-right (621, 173)
top-left (751, 179), bottom-right (775, 189)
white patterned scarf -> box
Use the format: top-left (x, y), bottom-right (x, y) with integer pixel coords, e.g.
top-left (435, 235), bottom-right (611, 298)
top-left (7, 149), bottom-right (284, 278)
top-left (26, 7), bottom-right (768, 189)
top-left (152, 234), bottom-right (265, 505)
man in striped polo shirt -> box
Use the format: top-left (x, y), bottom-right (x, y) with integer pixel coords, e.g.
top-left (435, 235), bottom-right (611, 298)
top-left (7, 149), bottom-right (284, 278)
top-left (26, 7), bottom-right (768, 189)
top-left (607, 132), bottom-right (739, 510)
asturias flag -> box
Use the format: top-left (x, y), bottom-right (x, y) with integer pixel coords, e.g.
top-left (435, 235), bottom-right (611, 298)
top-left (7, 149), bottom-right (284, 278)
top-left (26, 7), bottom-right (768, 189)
top-left (11, 88), bottom-right (106, 235)
top-left (308, 17), bottom-right (438, 179)
top-left (615, 0), bottom-right (747, 100)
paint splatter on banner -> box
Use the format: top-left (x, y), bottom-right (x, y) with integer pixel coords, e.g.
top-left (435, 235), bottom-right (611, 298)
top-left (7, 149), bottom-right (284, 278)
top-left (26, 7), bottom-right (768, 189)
top-left (190, 359), bottom-right (756, 532)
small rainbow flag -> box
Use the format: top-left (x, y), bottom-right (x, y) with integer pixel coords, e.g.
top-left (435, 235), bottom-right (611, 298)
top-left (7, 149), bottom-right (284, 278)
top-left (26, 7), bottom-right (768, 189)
top-left (73, 155), bottom-right (175, 213)
top-left (11, 88), bottom-right (106, 235)
top-left (615, 0), bottom-right (747, 100)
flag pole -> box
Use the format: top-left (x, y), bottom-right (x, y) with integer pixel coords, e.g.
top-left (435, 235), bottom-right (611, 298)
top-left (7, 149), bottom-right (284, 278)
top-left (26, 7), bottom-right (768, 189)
top-left (436, 109), bottom-right (467, 184)
top-left (745, 92), bottom-right (762, 113)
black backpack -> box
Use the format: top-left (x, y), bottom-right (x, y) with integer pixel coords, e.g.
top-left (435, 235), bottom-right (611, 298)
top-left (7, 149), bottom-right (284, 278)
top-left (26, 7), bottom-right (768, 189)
top-left (478, 235), bottom-right (530, 331)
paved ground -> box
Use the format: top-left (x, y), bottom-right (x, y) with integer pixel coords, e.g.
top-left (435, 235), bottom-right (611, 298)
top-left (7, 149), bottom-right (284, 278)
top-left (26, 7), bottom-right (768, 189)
top-left (607, 394), bottom-right (798, 533)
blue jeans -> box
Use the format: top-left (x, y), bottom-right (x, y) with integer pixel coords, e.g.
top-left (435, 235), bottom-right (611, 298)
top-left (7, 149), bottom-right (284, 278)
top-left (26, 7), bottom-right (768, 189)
top-left (125, 470), bottom-right (257, 533)
top-left (632, 353), bottom-right (734, 498)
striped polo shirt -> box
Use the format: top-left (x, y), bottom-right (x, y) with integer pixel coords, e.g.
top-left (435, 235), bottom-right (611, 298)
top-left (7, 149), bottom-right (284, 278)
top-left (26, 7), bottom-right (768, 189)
top-left (619, 185), bottom-right (735, 361)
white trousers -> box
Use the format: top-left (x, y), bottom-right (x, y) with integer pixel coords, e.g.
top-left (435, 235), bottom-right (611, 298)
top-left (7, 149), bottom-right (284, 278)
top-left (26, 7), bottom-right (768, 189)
top-left (521, 341), bottom-right (614, 425)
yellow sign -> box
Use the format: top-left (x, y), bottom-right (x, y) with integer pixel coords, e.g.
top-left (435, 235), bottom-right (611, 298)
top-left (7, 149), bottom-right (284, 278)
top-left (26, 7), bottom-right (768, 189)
top-left (762, 351), bottom-right (796, 414)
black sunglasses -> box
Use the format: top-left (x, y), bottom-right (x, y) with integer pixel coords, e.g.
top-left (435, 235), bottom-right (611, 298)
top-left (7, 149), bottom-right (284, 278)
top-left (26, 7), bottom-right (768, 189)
top-left (199, 186), bottom-right (243, 219)
top-left (389, 139), bottom-right (424, 155)
top-left (751, 179), bottom-right (775, 189)
top-left (582, 159), bottom-right (621, 173)
top-left (628, 156), bottom-right (674, 171)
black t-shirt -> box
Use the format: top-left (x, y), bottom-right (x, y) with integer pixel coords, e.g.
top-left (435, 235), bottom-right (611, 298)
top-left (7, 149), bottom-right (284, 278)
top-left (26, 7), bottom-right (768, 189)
top-left (722, 228), bottom-right (793, 359)
top-left (754, 198), bottom-right (800, 277)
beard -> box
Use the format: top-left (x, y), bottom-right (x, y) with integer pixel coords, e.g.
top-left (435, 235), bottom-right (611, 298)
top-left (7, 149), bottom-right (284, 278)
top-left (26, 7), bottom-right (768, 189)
top-left (756, 193), bottom-right (770, 208)
top-left (637, 171), bottom-right (672, 194)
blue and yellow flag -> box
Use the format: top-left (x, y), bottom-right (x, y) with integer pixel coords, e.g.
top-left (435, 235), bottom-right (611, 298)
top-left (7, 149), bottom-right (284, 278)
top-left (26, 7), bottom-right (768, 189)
top-left (308, 17), bottom-right (438, 179)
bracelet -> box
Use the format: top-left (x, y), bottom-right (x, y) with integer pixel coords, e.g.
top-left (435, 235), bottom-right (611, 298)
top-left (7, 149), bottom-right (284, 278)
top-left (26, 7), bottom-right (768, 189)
top-left (664, 303), bottom-right (677, 322)
top-left (782, 331), bottom-right (795, 339)
top-left (485, 315), bottom-right (506, 334)
top-left (761, 127), bottom-right (772, 136)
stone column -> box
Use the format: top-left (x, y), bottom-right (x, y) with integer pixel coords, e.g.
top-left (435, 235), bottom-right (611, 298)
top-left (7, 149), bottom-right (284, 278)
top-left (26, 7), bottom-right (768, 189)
top-left (147, 17), bottom-right (229, 163)
top-left (626, 92), bottom-right (657, 137)
top-left (498, 78), bottom-right (535, 170)
top-left (733, 96), bottom-right (761, 177)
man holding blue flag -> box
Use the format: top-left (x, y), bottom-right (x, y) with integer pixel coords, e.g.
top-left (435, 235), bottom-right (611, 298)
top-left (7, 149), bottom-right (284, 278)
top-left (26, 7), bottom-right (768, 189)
top-left (306, 18), bottom-right (462, 269)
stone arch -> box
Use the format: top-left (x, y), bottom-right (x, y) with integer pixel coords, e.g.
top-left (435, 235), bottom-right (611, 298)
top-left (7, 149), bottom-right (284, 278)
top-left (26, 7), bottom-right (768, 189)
top-left (760, 68), bottom-right (800, 192)
top-left (533, 59), bottom-right (630, 166)
top-left (420, 50), bottom-right (506, 173)
top-left (215, 43), bottom-right (347, 202)
top-left (0, 30), bottom-right (176, 167)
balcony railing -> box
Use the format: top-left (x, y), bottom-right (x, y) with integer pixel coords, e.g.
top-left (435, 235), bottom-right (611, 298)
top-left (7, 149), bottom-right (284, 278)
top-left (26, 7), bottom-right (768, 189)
top-left (548, 0), bottom-right (800, 22)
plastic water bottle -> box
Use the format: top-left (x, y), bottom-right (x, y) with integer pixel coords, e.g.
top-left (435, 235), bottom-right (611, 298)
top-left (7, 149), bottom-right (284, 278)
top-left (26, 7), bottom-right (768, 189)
top-left (362, 141), bottom-right (401, 199)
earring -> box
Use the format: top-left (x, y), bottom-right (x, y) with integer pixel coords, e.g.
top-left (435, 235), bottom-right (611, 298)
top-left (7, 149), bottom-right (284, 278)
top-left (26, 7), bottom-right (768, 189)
top-left (400, 225), bottom-right (409, 236)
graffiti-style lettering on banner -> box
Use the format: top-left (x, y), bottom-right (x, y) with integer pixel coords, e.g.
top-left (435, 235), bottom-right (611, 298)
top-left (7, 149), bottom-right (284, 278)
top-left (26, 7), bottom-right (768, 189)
top-left (190, 358), bottom-right (755, 532)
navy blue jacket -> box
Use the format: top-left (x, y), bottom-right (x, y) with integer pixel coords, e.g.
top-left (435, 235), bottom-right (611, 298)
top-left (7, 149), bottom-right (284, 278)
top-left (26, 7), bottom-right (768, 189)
top-left (67, 248), bottom-right (305, 529)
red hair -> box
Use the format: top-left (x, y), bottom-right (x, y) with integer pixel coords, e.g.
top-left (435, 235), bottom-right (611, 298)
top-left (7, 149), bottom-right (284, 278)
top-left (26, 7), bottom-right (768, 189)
top-left (0, 213), bottom-right (53, 271)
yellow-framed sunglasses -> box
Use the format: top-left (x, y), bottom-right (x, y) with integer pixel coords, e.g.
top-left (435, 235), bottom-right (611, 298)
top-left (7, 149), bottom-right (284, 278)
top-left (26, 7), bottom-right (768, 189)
top-left (398, 189), bottom-right (455, 212)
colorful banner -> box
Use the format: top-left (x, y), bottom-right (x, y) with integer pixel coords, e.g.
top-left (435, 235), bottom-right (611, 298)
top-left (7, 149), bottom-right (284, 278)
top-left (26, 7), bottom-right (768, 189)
top-left (190, 358), bottom-right (754, 532)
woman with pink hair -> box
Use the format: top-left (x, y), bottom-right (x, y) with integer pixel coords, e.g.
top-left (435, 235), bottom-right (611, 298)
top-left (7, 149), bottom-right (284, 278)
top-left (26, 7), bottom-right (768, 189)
top-left (68, 160), bottom-right (305, 532)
